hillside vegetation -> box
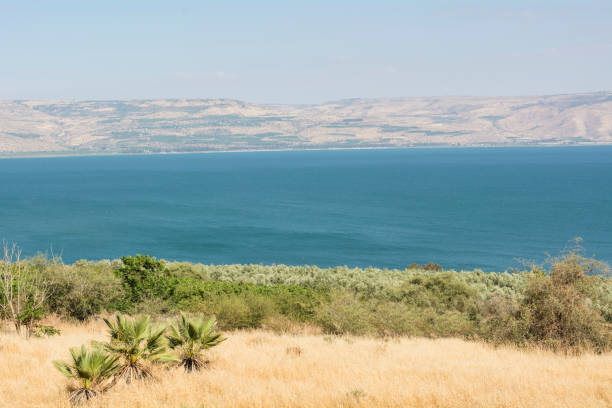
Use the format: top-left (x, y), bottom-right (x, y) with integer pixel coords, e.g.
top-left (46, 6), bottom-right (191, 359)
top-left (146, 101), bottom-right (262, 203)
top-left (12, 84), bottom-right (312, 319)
top-left (2, 242), bottom-right (611, 407)
top-left (2, 242), bottom-right (610, 353)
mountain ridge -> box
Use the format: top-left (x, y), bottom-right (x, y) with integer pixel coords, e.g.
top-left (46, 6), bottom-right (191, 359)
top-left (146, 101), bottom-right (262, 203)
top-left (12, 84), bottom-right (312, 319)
top-left (1, 92), bottom-right (611, 156)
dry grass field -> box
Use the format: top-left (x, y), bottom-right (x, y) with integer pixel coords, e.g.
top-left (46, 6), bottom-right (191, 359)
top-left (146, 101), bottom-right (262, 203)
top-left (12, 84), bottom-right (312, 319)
top-left (1, 320), bottom-right (611, 408)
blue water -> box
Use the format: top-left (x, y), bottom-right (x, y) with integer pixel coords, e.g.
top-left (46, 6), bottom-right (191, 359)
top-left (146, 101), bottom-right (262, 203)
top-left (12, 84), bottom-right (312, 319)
top-left (1, 147), bottom-right (611, 271)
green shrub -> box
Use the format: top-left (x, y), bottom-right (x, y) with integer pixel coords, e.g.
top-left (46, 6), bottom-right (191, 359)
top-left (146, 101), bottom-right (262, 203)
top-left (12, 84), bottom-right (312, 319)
top-left (477, 295), bottom-right (528, 345)
top-left (170, 279), bottom-right (321, 324)
top-left (209, 296), bottom-right (251, 330)
top-left (387, 272), bottom-right (478, 312)
top-left (314, 292), bottom-right (371, 335)
top-left (366, 301), bottom-right (415, 337)
top-left (480, 250), bottom-right (611, 353)
top-left (520, 256), bottom-right (610, 352)
top-left (3, 244), bottom-right (610, 354)
top-left (45, 260), bottom-right (126, 320)
top-left (115, 255), bottom-right (177, 304)
top-left (208, 294), bottom-right (276, 330)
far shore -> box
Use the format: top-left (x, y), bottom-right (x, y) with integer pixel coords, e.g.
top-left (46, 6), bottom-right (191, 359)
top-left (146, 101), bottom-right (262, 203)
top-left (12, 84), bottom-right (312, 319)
top-left (2, 142), bottom-right (611, 160)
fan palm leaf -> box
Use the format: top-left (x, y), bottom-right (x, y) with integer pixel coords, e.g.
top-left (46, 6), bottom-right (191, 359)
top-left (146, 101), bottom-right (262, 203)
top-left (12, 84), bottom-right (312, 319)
top-left (101, 314), bottom-right (177, 384)
top-left (53, 345), bottom-right (119, 404)
top-left (166, 314), bottom-right (226, 372)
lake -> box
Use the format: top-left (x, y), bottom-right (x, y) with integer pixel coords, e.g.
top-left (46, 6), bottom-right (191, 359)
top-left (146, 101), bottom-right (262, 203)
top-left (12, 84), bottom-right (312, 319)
top-left (1, 146), bottom-right (611, 271)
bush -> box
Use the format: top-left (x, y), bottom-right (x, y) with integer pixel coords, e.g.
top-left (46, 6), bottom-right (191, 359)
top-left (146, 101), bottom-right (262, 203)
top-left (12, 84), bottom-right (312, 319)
top-left (481, 250), bottom-right (611, 353)
top-left (477, 295), bottom-right (529, 345)
top-left (315, 292), bottom-right (371, 335)
top-left (521, 257), bottom-right (610, 352)
top-left (209, 294), bottom-right (276, 330)
top-left (315, 294), bottom-right (478, 338)
top-left (170, 279), bottom-right (321, 324)
top-left (45, 260), bottom-right (126, 320)
top-left (115, 255), bottom-right (177, 304)
top-left (366, 301), bottom-right (414, 337)
top-left (387, 272), bottom-right (478, 312)
top-left (2, 246), bottom-right (610, 354)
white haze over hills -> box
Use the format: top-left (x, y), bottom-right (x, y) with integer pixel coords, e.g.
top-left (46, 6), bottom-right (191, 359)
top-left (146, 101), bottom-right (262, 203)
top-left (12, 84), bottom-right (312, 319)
top-left (0, 92), bottom-right (611, 156)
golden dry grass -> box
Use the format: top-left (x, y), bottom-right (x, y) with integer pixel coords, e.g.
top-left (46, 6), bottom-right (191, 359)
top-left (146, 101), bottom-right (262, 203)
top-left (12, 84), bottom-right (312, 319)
top-left (1, 320), bottom-right (611, 408)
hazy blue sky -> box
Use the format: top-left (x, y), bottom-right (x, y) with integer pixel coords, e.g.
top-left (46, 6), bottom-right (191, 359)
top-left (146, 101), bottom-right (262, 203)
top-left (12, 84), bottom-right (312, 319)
top-left (1, 1), bottom-right (610, 103)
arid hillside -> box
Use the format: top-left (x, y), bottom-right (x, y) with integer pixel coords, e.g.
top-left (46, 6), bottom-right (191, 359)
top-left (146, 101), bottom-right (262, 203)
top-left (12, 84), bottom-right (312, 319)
top-left (0, 322), bottom-right (610, 408)
top-left (1, 92), bottom-right (611, 156)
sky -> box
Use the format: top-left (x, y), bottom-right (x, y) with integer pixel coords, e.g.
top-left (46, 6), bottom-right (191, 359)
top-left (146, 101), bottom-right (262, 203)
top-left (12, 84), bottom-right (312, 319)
top-left (1, 0), bottom-right (611, 104)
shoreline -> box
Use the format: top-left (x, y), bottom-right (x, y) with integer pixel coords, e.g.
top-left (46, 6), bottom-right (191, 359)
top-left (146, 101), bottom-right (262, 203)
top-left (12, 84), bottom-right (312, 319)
top-left (2, 142), bottom-right (612, 160)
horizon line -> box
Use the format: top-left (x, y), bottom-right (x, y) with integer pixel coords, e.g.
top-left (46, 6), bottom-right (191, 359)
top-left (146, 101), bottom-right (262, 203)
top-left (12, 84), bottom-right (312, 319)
top-left (3, 90), bottom-right (611, 106)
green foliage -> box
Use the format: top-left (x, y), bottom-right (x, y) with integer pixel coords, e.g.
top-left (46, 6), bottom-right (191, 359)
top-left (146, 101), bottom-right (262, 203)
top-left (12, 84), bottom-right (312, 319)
top-left (115, 255), bottom-right (177, 304)
top-left (166, 314), bottom-right (226, 372)
top-left (315, 292), bottom-right (372, 335)
top-left (45, 259), bottom-right (126, 320)
top-left (205, 294), bottom-right (273, 330)
top-left (314, 291), bottom-right (478, 338)
top-left (15, 299), bottom-right (45, 333)
top-left (387, 272), bottom-right (478, 312)
top-left (164, 262), bottom-right (529, 302)
top-left (172, 279), bottom-right (322, 328)
top-left (53, 345), bottom-right (120, 404)
top-left (100, 314), bottom-right (177, 384)
top-left (0, 247), bottom-right (49, 336)
top-left (477, 295), bottom-right (528, 345)
top-left (479, 248), bottom-right (611, 353)
top-left (520, 255), bottom-right (610, 352)
top-left (3, 245), bottom-right (611, 354)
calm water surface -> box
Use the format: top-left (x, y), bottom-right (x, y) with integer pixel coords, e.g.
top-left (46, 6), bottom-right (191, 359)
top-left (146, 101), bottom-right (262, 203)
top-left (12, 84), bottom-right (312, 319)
top-left (1, 147), bottom-right (611, 271)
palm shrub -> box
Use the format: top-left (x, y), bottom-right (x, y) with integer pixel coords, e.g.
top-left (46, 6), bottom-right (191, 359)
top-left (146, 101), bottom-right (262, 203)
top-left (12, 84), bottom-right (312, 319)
top-left (100, 314), bottom-right (177, 384)
top-left (166, 314), bottom-right (226, 372)
top-left (53, 345), bottom-right (120, 404)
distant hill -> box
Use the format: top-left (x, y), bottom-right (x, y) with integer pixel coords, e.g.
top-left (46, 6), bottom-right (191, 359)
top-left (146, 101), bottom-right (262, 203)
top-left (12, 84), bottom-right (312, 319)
top-left (1, 92), bottom-right (611, 156)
